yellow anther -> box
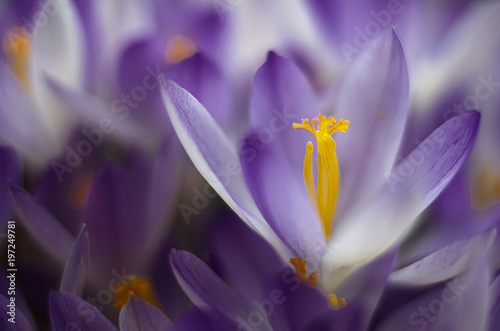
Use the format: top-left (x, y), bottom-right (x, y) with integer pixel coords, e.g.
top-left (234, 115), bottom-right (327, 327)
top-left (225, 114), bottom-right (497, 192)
top-left (328, 294), bottom-right (347, 310)
top-left (114, 275), bottom-right (158, 309)
top-left (164, 35), bottom-right (197, 64)
top-left (293, 114), bottom-right (349, 238)
top-left (2, 27), bottom-right (32, 88)
top-left (290, 257), bottom-right (318, 286)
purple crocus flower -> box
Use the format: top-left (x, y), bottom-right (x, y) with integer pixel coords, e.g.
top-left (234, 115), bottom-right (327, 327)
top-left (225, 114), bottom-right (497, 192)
top-left (7, 141), bottom-right (176, 306)
top-left (162, 28), bottom-right (480, 301)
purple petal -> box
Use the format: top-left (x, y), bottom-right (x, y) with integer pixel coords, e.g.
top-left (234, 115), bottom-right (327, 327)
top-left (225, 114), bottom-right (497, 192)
top-left (327, 110), bottom-right (480, 271)
top-left (0, 293), bottom-right (32, 331)
top-left (334, 249), bottom-right (397, 328)
top-left (116, 38), bottom-right (170, 137)
top-left (46, 76), bottom-right (148, 142)
top-left (60, 224), bottom-right (90, 296)
top-left (119, 296), bottom-right (173, 331)
top-left (170, 250), bottom-right (272, 330)
top-left (8, 182), bottom-right (75, 263)
top-left (390, 229), bottom-right (496, 286)
top-left (249, 52), bottom-right (318, 177)
top-left (240, 132), bottom-right (325, 262)
top-left (162, 79), bottom-right (286, 255)
top-left (335, 29), bottom-right (409, 218)
top-left (169, 53), bottom-right (233, 127)
top-left (174, 306), bottom-right (226, 331)
top-left (0, 64), bottom-right (55, 165)
top-left (212, 213), bottom-right (287, 303)
top-left (30, 0), bottom-right (85, 147)
top-left (83, 163), bottom-right (145, 274)
top-left (0, 145), bottom-right (22, 225)
top-left (375, 257), bottom-right (490, 331)
top-left (489, 273), bottom-right (500, 331)
top-left (50, 292), bottom-right (117, 331)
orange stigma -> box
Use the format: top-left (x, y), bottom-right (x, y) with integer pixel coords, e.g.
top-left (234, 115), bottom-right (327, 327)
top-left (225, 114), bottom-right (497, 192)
top-left (290, 257), bottom-right (318, 286)
top-left (114, 275), bottom-right (158, 309)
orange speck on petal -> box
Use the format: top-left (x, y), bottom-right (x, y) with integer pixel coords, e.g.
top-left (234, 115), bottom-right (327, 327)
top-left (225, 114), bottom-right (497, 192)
top-left (164, 35), bottom-right (197, 64)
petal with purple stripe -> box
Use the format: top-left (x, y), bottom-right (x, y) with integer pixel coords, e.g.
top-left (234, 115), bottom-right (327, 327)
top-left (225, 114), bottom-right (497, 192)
top-left (60, 224), bottom-right (90, 296)
top-left (326, 110), bottom-right (480, 276)
top-left (162, 79), bottom-right (287, 257)
top-left (119, 296), bottom-right (173, 331)
top-left (335, 29), bottom-right (409, 217)
top-left (170, 250), bottom-right (272, 331)
top-left (8, 182), bottom-right (74, 263)
top-left (389, 229), bottom-right (496, 286)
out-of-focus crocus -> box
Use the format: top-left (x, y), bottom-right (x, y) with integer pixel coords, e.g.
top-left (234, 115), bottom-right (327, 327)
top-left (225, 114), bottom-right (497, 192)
top-left (49, 226), bottom-right (173, 331)
top-left (7, 141), bottom-right (176, 309)
top-left (0, 0), bottom-right (87, 165)
top-left (0, 0), bottom-right (233, 167)
top-left (162, 29), bottom-right (480, 303)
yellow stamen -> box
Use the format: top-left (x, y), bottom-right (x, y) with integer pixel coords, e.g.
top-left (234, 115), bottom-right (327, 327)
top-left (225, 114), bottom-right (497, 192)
top-left (290, 257), bottom-right (318, 286)
top-left (114, 275), bottom-right (159, 309)
top-left (328, 293), bottom-right (347, 310)
top-left (2, 27), bottom-right (32, 88)
top-left (293, 114), bottom-right (349, 237)
top-left (164, 35), bottom-right (197, 64)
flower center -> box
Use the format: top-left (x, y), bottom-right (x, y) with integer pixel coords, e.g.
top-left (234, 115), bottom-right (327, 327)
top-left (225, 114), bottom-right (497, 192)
top-left (2, 27), bottom-right (32, 89)
top-left (114, 275), bottom-right (158, 309)
top-left (290, 257), bottom-right (347, 310)
top-left (292, 114), bottom-right (349, 238)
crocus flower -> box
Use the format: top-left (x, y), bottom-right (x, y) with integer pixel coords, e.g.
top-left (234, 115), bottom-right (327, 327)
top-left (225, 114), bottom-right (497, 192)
top-left (7, 141), bottom-right (176, 309)
top-left (0, 0), bottom-right (87, 165)
top-left (162, 28), bottom-right (480, 304)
